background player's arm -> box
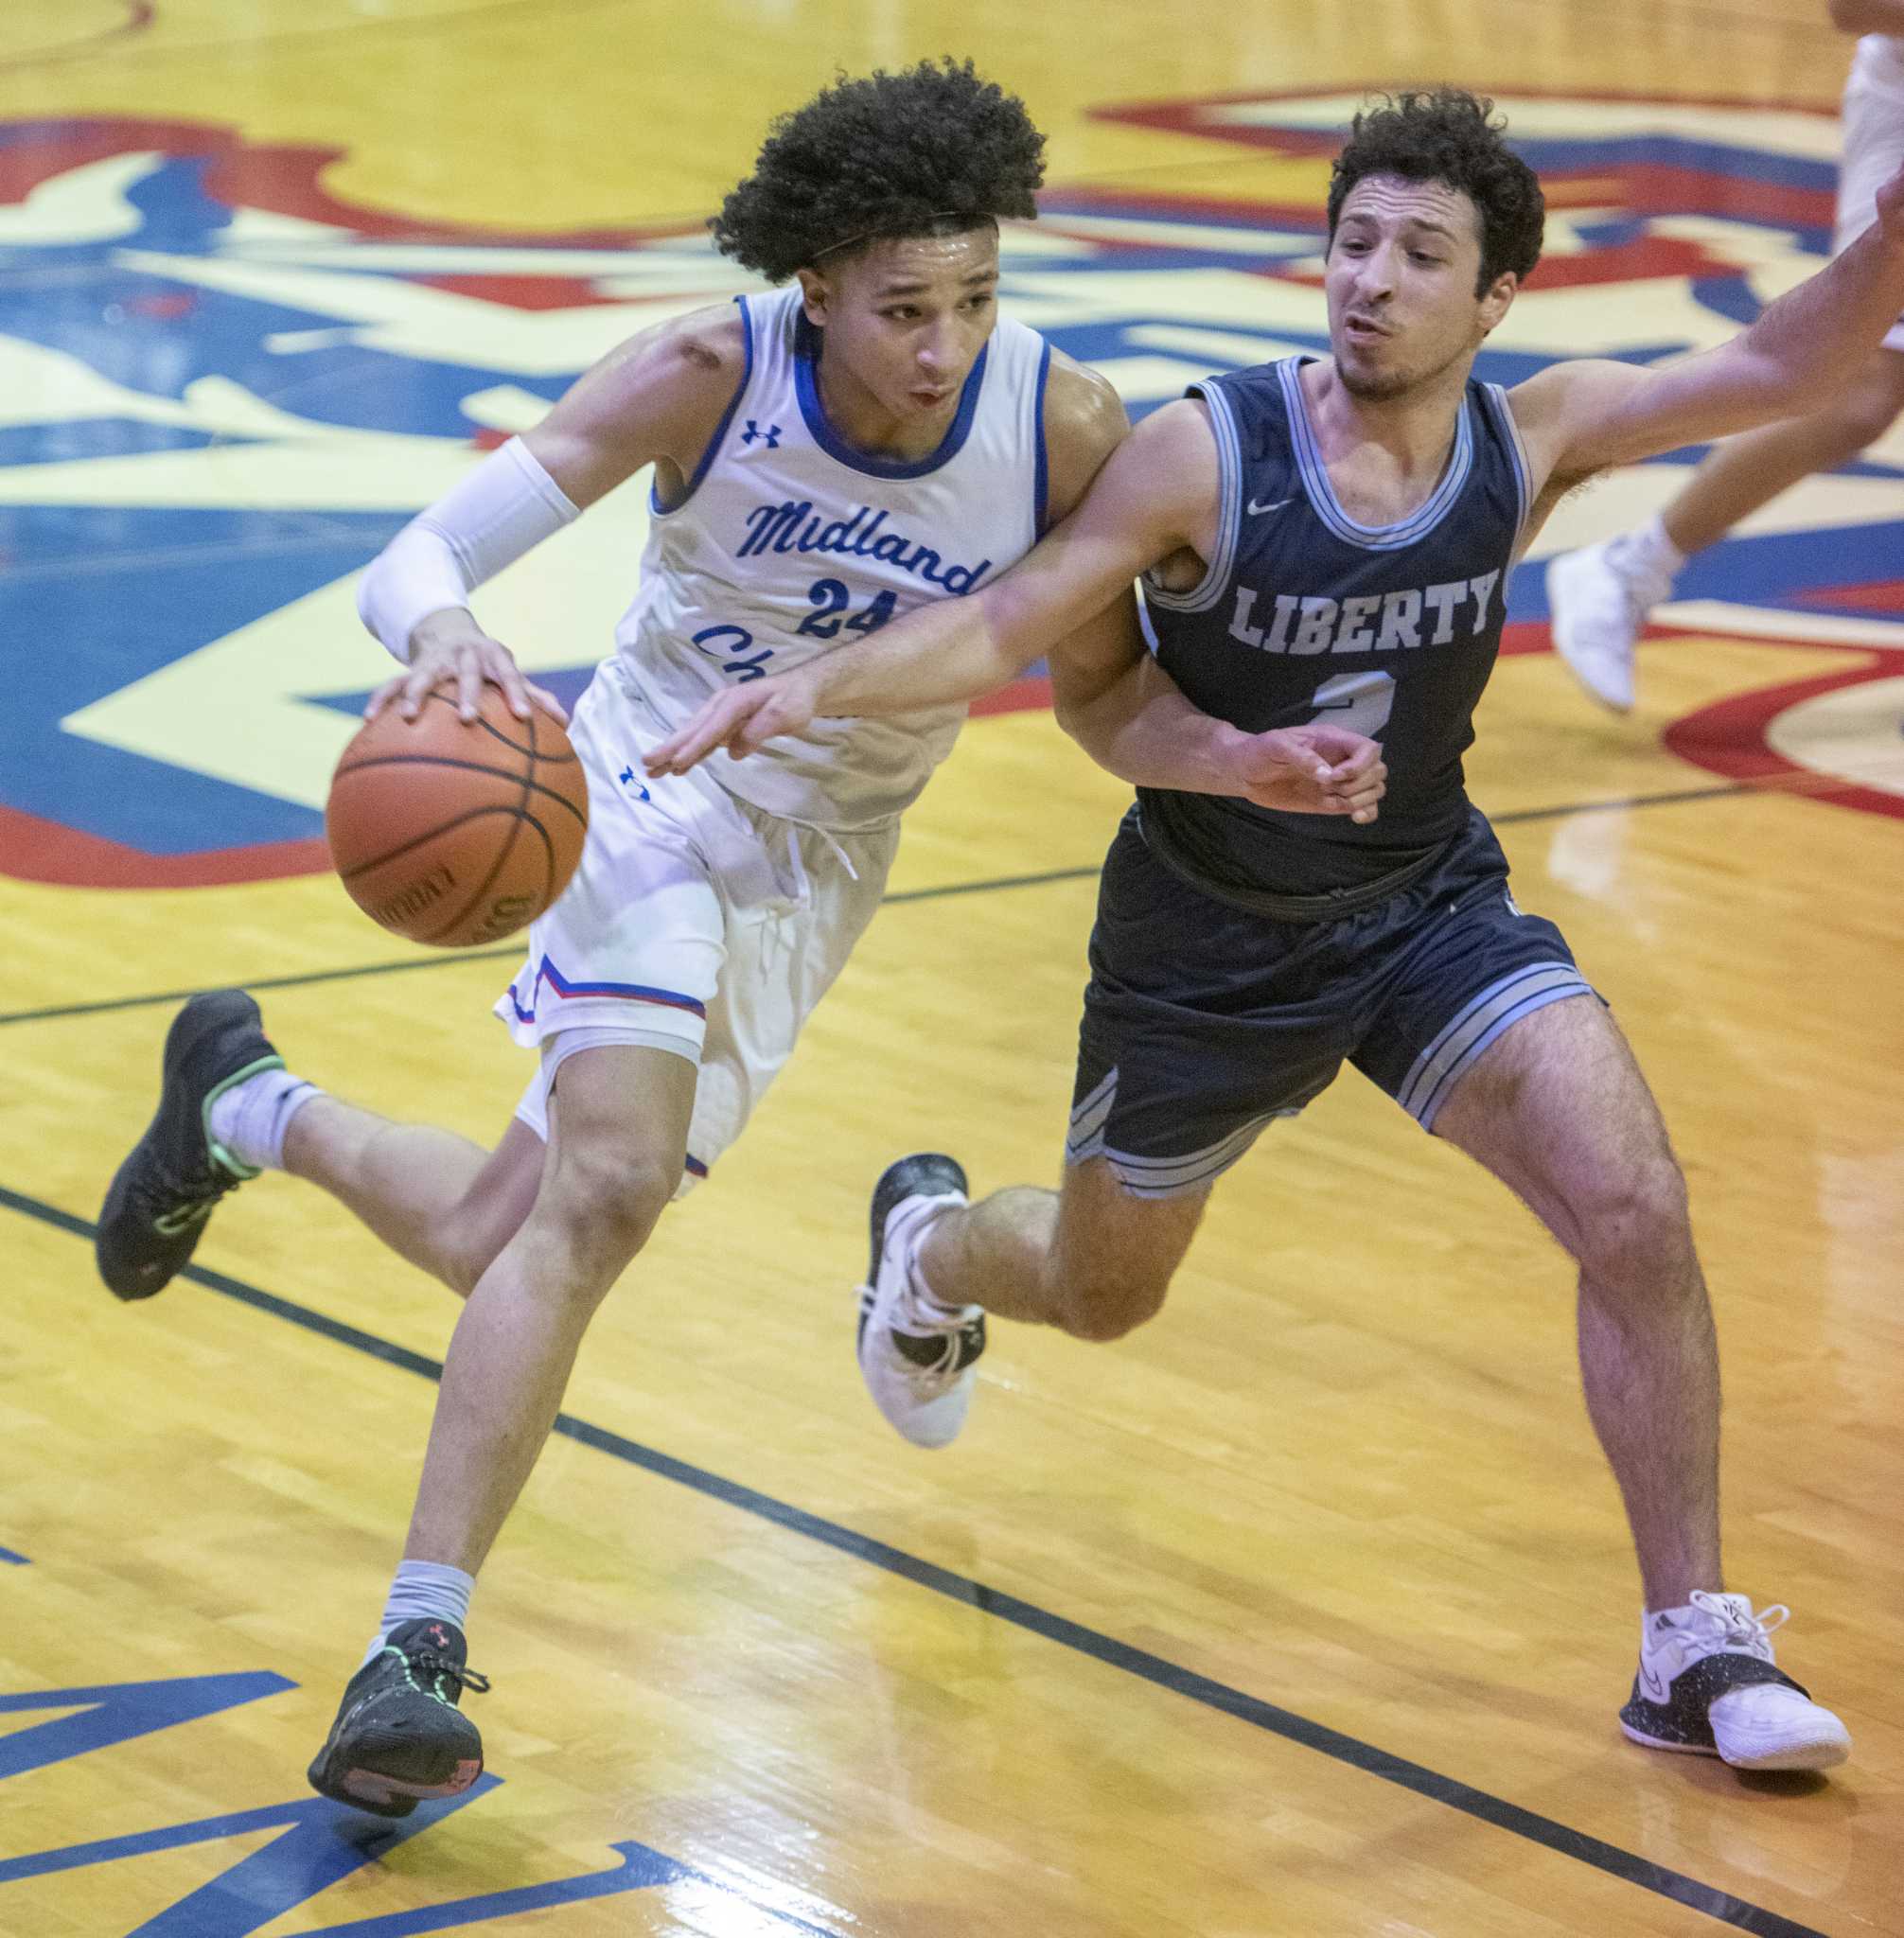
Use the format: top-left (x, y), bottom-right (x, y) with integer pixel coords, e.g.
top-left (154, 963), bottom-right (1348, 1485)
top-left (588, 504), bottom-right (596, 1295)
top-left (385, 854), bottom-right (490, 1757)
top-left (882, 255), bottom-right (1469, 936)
top-left (360, 306), bottom-right (745, 720)
top-left (1509, 156), bottom-right (1904, 486)
top-left (1828, 1), bottom-right (1904, 31)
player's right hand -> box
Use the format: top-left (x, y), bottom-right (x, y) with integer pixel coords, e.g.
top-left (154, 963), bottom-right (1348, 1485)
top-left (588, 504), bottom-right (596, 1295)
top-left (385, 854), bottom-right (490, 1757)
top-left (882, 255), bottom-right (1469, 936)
top-left (1233, 724), bottom-right (1387, 822)
top-left (643, 671), bottom-right (820, 776)
top-left (366, 614), bottom-right (569, 726)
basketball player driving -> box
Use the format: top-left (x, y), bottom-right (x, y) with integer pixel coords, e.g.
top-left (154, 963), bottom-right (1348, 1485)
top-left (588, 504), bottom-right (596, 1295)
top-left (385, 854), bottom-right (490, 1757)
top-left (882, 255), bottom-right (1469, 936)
top-left (650, 90), bottom-right (1904, 1772)
top-left (93, 60), bottom-right (1384, 1815)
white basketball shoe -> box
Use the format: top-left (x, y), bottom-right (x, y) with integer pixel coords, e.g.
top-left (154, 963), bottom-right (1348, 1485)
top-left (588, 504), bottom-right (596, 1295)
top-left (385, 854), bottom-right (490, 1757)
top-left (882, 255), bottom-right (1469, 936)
top-left (1619, 1592), bottom-right (1851, 1771)
top-left (1545, 534), bottom-right (1678, 714)
top-left (855, 1154), bottom-right (985, 1451)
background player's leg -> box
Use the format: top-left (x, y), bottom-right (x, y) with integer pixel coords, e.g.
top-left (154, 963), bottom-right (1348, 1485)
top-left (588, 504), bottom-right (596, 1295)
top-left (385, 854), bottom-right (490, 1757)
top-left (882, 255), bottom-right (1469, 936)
top-left (1658, 346), bottom-right (1904, 555)
top-left (921, 1155), bottom-right (1210, 1342)
top-left (1428, 995), bottom-right (1720, 1611)
top-left (285, 1102), bottom-right (543, 1297)
top-left (1549, 347), bottom-right (1904, 708)
top-left (403, 1041), bottom-right (695, 1575)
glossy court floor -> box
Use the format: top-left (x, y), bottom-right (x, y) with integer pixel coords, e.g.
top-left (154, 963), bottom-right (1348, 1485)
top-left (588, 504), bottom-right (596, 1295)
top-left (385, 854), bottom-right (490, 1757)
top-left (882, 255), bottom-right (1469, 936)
top-left (1, 1), bottom-right (1901, 1933)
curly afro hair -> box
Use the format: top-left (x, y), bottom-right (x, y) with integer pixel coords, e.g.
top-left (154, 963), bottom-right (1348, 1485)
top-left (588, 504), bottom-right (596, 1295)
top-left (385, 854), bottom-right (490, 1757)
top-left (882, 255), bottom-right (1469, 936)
top-left (1327, 89), bottom-right (1544, 293)
top-left (711, 58), bottom-right (1046, 282)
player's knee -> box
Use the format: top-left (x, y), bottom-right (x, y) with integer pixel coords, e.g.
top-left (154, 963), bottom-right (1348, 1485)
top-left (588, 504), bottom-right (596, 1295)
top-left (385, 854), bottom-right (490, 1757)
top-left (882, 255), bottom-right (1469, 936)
top-left (1574, 1152), bottom-right (1692, 1286)
top-left (537, 1146), bottom-right (679, 1283)
top-left (438, 1224), bottom-right (505, 1300)
top-left (436, 1185), bottom-right (533, 1298)
top-left (1051, 1262), bottom-right (1172, 1342)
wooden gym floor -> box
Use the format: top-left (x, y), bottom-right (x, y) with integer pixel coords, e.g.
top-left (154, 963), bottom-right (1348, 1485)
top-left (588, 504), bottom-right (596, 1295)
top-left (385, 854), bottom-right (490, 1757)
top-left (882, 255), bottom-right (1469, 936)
top-left (0, 2), bottom-right (1899, 1932)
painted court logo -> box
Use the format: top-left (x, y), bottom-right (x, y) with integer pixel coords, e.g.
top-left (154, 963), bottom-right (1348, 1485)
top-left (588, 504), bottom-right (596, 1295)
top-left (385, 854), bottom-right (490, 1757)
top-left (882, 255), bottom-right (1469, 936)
top-left (1, 97), bottom-right (1899, 893)
top-left (0, 1669), bottom-right (827, 1934)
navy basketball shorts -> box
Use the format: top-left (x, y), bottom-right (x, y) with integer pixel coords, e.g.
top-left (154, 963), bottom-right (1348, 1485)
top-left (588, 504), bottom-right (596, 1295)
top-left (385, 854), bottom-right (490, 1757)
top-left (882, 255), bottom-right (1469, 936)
top-left (1067, 806), bottom-right (1599, 1199)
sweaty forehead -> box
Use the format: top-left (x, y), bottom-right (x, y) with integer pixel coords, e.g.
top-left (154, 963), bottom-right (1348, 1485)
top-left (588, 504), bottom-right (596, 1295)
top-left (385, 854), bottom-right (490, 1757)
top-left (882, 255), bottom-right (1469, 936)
top-left (846, 227), bottom-right (1000, 291)
top-left (1337, 173), bottom-right (1482, 243)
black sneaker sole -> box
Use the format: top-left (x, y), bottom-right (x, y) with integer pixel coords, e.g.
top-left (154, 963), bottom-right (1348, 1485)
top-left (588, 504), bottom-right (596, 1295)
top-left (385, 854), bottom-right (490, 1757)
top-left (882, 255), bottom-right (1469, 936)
top-left (1619, 1717), bottom-right (1719, 1757)
top-left (308, 1730), bottom-right (484, 1818)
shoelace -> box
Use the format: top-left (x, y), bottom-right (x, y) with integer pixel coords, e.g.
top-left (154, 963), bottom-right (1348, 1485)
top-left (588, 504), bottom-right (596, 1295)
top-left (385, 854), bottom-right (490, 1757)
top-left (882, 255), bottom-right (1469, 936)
top-left (135, 1168), bottom-right (237, 1236)
top-left (1686, 1590), bottom-right (1789, 1659)
top-left (882, 1294), bottom-right (983, 1384)
top-left (898, 1319), bottom-right (982, 1381)
top-left (406, 1647), bottom-right (491, 1702)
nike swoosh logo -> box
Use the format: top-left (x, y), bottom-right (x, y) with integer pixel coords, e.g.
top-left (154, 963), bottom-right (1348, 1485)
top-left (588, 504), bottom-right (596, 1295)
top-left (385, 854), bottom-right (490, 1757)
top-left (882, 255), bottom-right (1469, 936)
top-left (1639, 1665), bottom-right (1670, 1703)
top-left (1246, 496), bottom-right (1294, 516)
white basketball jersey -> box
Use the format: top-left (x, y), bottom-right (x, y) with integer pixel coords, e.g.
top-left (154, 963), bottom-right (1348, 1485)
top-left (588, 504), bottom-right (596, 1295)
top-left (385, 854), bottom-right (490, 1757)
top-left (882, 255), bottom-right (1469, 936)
top-left (1857, 32), bottom-right (1904, 90)
top-left (613, 284), bottom-right (1051, 830)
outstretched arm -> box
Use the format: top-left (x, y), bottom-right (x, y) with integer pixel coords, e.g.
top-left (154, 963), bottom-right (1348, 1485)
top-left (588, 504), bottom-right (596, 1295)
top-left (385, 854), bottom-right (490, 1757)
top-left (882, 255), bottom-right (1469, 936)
top-left (1510, 157), bottom-right (1904, 485)
top-left (644, 374), bottom-right (1387, 817)
top-left (642, 391), bottom-right (1218, 769)
top-left (1828, 1), bottom-right (1904, 31)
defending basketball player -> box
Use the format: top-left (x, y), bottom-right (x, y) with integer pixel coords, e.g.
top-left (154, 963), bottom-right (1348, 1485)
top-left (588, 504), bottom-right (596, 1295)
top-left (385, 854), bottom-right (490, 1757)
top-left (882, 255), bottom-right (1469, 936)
top-left (91, 61), bottom-right (1384, 1816)
top-left (649, 90), bottom-right (1904, 1772)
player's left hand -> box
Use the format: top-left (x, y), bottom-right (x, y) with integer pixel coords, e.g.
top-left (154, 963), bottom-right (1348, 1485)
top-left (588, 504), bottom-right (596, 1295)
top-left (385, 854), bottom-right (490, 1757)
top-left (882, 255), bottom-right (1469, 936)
top-left (643, 669), bottom-right (820, 776)
top-left (1232, 724), bottom-right (1386, 821)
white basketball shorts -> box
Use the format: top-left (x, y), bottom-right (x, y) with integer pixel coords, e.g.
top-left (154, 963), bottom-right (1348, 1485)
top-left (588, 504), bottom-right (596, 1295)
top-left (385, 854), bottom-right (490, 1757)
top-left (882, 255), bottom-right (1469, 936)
top-left (1836, 36), bottom-right (1904, 351)
top-left (495, 656), bottom-right (899, 1189)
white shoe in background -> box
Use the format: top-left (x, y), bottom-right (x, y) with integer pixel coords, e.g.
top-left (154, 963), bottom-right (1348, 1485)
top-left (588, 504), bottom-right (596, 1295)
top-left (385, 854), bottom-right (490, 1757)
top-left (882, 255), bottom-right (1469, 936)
top-left (1545, 535), bottom-right (1677, 713)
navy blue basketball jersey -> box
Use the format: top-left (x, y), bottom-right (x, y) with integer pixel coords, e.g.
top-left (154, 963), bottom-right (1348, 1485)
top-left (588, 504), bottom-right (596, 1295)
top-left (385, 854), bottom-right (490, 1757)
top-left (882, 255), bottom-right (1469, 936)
top-left (1137, 355), bottom-right (1531, 911)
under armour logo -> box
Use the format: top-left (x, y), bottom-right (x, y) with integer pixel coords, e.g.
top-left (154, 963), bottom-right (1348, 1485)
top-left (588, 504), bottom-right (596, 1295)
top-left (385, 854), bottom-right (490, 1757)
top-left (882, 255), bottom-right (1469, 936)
top-left (741, 419), bottom-right (783, 449)
top-left (618, 766), bottom-right (650, 802)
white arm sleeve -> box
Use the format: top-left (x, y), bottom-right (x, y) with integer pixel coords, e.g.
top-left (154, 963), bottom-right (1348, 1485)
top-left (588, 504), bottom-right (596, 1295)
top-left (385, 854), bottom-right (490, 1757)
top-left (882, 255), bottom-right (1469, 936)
top-left (357, 436), bottom-right (582, 662)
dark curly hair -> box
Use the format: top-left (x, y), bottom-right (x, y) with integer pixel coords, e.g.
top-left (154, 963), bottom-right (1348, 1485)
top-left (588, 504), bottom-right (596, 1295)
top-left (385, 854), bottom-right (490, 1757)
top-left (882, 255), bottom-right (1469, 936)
top-left (711, 59), bottom-right (1046, 282)
top-left (1327, 89), bottom-right (1544, 293)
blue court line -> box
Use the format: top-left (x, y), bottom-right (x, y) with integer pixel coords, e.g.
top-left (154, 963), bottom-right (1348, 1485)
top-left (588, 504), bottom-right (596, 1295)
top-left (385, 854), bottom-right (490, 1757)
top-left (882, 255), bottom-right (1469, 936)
top-left (0, 1178), bottom-right (1832, 1938)
top-left (0, 865), bottom-right (1106, 1029)
top-left (0, 781), bottom-right (1770, 1035)
top-left (0, 1546), bottom-right (28, 1565)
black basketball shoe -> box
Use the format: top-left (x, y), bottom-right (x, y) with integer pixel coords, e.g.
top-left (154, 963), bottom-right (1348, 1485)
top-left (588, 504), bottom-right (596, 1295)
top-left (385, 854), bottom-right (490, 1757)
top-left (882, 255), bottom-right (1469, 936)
top-left (855, 1154), bottom-right (985, 1449)
top-left (307, 1618), bottom-right (490, 1818)
top-left (96, 990), bottom-right (283, 1300)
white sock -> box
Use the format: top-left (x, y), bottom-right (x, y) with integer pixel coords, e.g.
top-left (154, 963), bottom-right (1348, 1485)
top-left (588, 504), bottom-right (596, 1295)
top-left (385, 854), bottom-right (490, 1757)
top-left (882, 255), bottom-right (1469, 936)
top-left (206, 1067), bottom-right (320, 1172)
top-left (1609, 512), bottom-right (1687, 586)
top-left (901, 1198), bottom-right (974, 1326)
top-left (361, 1559), bottom-right (475, 1669)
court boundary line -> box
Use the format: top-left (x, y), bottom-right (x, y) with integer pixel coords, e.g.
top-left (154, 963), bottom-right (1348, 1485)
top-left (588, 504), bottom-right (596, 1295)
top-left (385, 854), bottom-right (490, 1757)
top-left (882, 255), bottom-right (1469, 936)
top-left (0, 865), bottom-right (1102, 1029)
top-left (0, 1177), bottom-right (1834, 1938)
top-left (0, 783), bottom-right (1779, 1031)
top-left (0, 1), bottom-right (153, 76)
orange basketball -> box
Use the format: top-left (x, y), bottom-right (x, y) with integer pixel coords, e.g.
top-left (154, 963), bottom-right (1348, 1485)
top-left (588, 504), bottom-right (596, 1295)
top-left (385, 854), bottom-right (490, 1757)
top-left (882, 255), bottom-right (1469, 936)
top-left (326, 686), bottom-right (590, 947)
